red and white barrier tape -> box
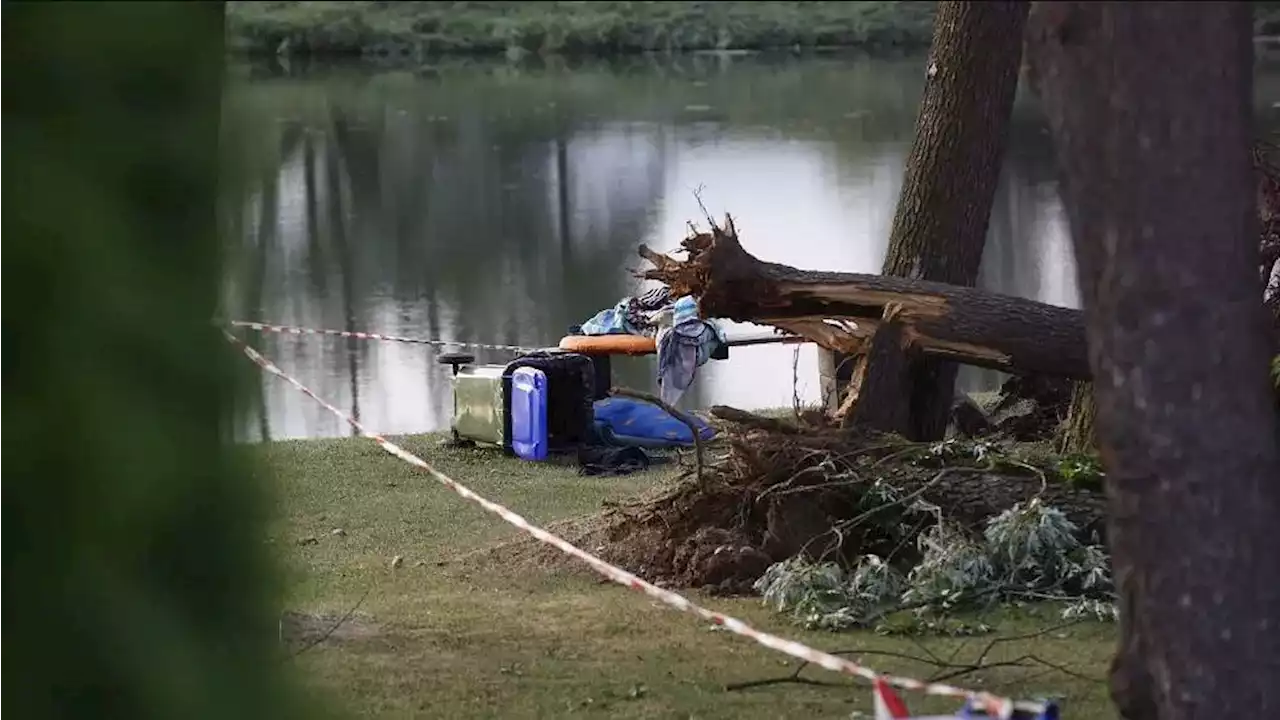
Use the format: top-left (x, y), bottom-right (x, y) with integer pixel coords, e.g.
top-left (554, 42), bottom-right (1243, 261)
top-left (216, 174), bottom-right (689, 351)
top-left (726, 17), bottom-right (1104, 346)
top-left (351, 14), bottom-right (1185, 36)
top-left (224, 328), bottom-right (1040, 718)
top-left (228, 320), bottom-right (540, 354)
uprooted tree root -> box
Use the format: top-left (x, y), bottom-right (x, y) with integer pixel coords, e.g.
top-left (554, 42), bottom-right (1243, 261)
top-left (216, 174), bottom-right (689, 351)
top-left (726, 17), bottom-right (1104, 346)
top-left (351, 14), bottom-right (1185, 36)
top-left (570, 409), bottom-right (1107, 597)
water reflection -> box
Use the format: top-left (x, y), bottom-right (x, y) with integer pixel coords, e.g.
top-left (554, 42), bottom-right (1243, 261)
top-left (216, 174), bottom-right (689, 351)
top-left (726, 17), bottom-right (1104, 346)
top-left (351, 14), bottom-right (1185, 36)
top-left (222, 55), bottom-right (1279, 441)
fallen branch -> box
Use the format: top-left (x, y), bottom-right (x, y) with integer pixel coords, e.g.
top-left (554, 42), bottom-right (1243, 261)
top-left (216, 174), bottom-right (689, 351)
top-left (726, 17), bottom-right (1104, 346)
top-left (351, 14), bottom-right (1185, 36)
top-left (638, 222), bottom-right (1093, 380)
top-left (725, 618), bottom-right (1102, 694)
top-left (835, 466), bottom-right (987, 535)
top-left (709, 405), bottom-right (802, 435)
top-left (611, 386), bottom-right (706, 485)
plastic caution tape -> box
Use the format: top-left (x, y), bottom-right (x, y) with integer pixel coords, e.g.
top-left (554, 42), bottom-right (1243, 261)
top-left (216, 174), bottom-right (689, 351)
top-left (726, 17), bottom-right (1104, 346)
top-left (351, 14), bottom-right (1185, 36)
top-left (227, 320), bottom-right (541, 354)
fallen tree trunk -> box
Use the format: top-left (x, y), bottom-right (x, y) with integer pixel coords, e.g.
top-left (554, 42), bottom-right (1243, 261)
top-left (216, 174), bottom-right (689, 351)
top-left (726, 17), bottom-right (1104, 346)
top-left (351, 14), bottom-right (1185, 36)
top-left (639, 218), bottom-right (1093, 380)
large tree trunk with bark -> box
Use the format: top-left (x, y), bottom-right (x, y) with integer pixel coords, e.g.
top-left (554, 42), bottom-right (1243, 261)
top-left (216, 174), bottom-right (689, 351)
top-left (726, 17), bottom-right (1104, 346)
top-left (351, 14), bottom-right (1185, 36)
top-left (1027, 3), bottom-right (1280, 718)
top-left (858, 0), bottom-right (1031, 441)
top-left (1060, 137), bottom-right (1280, 457)
top-left (640, 226), bottom-right (1091, 380)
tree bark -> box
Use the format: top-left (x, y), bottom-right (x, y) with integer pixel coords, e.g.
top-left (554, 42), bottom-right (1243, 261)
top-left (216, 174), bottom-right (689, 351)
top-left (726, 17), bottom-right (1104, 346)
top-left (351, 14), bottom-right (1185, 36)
top-left (639, 224), bottom-right (1092, 380)
top-left (1027, 3), bottom-right (1280, 718)
top-left (1056, 381), bottom-right (1097, 454)
top-left (866, 0), bottom-right (1031, 441)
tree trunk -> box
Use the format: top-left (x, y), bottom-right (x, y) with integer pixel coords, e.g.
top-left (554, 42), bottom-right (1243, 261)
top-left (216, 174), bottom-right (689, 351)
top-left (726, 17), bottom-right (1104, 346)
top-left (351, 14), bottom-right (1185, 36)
top-left (1056, 381), bottom-right (1097, 453)
top-left (864, 0), bottom-right (1031, 441)
top-left (639, 226), bottom-right (1092, 380)
top-left (1027, 3), bottom-right (1280, 718)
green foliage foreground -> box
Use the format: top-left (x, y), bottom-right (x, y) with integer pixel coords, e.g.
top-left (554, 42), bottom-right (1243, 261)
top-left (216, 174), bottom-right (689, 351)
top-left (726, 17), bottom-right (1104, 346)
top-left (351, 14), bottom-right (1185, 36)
top-left (736, 435), bottom-right (1116, 636)
top-left (5, 4), bottom-right (307, 718)
top-left (756, 499), bottom-right (1117, 635)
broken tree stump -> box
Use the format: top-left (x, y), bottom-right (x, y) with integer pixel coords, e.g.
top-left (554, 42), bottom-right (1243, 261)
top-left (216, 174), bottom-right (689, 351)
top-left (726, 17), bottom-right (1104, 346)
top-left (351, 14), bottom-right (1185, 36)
top-left (844, 313), bottom-right (913, 434)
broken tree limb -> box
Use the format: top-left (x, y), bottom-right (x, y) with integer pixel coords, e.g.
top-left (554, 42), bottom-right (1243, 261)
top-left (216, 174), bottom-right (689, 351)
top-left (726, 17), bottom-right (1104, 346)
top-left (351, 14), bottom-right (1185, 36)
top-left (638, 220), bottom-right (1092, 380)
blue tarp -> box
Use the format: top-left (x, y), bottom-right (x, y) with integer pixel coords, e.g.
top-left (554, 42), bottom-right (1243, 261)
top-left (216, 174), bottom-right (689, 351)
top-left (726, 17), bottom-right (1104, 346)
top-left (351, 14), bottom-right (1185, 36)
top-left (592, 396), bottom-right (717, 449)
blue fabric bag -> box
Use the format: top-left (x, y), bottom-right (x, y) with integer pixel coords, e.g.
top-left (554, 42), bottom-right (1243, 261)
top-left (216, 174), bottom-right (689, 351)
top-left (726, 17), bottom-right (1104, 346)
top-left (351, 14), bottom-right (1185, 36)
top-left (592, 396), bottom-right (716, 449)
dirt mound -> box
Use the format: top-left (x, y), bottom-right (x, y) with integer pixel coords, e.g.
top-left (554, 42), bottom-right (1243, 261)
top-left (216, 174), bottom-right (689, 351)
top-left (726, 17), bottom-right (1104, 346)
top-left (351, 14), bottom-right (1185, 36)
top-left (580, 415), bottom-right (1107, 596)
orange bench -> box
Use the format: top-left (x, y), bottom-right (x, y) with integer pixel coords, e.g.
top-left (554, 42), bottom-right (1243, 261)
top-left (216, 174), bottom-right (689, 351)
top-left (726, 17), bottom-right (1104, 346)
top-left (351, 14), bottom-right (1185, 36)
top-left (558, 334), bottom-right (657, 356)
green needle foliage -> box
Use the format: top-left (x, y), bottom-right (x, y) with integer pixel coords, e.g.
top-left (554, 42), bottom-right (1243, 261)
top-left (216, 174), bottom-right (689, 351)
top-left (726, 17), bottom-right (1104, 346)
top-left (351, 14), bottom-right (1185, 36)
top-left (5, 3), bottom-right (309, 718)
top-left (756, 499), bottom-right (1117, 633)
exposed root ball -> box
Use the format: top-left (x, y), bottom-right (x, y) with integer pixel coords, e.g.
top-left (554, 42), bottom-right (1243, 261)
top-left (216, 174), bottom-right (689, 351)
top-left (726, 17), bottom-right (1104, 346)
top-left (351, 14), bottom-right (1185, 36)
top-left (588, 413), bottom-right (1106, 594)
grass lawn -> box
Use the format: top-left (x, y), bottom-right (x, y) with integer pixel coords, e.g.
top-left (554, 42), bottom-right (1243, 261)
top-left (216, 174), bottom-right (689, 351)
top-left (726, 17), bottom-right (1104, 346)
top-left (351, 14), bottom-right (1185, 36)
top-left (257, 434), bottom-right (1118, 719)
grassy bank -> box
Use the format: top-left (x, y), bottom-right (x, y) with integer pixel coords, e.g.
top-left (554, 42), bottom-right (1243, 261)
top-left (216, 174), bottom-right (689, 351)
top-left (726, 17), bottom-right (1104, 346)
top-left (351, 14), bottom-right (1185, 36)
top-left (260, 433), bottom-right (1116, 718)
top-left (227, 1), bottom-right (938, 59)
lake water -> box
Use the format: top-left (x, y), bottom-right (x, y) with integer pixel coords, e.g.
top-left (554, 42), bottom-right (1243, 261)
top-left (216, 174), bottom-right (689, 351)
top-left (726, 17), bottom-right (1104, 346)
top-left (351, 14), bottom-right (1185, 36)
top-left (222, 53), bottom-right (1280, 441)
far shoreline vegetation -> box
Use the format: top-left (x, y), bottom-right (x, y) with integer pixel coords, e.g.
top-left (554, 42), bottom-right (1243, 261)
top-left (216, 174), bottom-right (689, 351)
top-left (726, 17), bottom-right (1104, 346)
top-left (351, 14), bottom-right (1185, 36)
top-left (230, 1), bottom-right (1280, 61)
top-left (226, 1), bottom-right (940, 59)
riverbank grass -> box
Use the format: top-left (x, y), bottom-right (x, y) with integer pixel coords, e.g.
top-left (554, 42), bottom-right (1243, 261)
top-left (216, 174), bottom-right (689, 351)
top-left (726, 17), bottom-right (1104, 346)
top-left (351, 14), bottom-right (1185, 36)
top-left (262, 434), bottom-right (1116, 718)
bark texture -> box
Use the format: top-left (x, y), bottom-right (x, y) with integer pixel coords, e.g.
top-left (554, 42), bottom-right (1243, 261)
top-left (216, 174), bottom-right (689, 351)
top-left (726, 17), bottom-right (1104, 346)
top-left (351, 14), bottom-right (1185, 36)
top-left (1027, 3), bottom-right (1280, 718)
top-left (1056, 381), bottom-right (1097, 454)
top-left (639, 225), bottom-right (1091, 380)
top-left (872, 0), bottom-right (1031, 440)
